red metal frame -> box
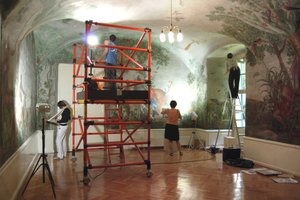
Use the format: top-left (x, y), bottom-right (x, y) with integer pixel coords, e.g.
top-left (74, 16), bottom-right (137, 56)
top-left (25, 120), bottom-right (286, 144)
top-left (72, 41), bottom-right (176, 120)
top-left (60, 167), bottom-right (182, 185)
top-left (72, 20), bottom-right (152, 182)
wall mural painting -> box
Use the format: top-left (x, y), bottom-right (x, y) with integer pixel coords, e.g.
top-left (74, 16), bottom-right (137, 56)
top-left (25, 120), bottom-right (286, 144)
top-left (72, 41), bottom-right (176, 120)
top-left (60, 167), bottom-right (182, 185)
top-left (186, 60), bottom-right (207, 129)
top-left (36, 33), bottom-right (203, 130)
top-left (0, 33), bottom-right (37, 167)
top-left (96, 38), bottom-right (203, 128)
top-left (206, 58), bottom-right (229, 130)
top-left (208, 0), bottom-right (300, 145)
top-left (35, 24), bottom-right (74, 128)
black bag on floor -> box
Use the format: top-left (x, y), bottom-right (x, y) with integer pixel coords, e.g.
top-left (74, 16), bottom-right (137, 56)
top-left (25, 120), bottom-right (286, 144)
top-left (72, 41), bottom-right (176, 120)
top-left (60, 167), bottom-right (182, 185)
top-left (224, 158), bottom-right (254, 168)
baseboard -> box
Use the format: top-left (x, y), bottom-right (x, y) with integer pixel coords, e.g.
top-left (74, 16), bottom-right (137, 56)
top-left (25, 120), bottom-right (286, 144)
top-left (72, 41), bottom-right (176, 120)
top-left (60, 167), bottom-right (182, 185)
top-left (243, 157), bottom-right (300, 177)
top-left (244, 136), bottom-right (300, 177)
top-left (0, 132), bottom-right (39, 200)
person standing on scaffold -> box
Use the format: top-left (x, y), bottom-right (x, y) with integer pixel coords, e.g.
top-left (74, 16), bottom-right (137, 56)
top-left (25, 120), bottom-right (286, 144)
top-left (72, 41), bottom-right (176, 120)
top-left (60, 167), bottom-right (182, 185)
top-left (226, 53), bottom-right (240, 99)
top-left (100, 34), bottom-right (118, 91)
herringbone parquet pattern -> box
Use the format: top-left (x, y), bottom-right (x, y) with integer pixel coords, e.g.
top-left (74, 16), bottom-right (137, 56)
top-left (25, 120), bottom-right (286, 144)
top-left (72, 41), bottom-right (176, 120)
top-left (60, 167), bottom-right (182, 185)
top-left (21, 149), bottom-right (300, 200)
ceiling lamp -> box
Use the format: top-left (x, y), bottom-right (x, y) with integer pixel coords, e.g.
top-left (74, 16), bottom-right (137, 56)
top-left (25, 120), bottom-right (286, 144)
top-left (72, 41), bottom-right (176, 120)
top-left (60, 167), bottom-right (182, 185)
top-left (159, 0), bottom-right (183, 43)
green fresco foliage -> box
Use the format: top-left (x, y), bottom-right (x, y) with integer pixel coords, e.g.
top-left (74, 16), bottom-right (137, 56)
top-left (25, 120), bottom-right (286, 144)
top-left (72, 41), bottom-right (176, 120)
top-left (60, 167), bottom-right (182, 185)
top-left (207, 0), bottom-right (300, 144)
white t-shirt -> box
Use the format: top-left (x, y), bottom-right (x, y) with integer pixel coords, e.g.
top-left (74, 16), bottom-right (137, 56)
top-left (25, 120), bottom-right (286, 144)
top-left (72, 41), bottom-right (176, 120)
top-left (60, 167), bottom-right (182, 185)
top-left (226, 58), bottom-right (238, 72)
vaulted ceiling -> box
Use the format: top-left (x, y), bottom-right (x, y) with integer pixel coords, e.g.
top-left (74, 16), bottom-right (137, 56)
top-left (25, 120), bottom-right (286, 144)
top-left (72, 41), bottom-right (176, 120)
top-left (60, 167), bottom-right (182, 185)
top-left (2, 0), bottom-right (246, 63)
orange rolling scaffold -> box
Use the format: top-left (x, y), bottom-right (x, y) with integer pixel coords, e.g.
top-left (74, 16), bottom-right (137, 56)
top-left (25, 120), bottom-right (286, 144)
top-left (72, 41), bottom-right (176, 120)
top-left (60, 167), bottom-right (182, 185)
top-left (72, 20), bottom-right (152, 184)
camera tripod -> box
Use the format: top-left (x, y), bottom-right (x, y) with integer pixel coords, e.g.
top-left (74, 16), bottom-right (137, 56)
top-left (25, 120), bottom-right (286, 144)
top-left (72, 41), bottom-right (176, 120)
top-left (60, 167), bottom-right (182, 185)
top-left (22, 117), bottom-right (56, 198)
top-left (187, 120), bottom-right (205, 150)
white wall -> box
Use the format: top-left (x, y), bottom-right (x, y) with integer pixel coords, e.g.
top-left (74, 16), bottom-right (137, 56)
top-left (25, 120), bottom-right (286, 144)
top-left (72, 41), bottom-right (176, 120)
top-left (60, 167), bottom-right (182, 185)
top-left (57, 63), bottom-right (105, 152)
top-left (43, 128), bottom-right (227, 154)
top-left (244, 136), bottom-right (300, 176)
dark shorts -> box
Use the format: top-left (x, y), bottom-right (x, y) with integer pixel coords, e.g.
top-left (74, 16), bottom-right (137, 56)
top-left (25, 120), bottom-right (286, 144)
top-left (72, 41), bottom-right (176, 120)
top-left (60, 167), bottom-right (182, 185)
top-left (164, 124), bottom-right (179, 141)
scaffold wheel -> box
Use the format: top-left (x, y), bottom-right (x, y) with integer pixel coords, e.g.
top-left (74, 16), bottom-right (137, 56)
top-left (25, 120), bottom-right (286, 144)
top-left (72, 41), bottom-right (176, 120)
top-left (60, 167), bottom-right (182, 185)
top-left (146, 170), bottom-right (152, 177)
top-left (72, 156), bottom-right (77, 162)
top-left (71, 150), bottom-right (77, 162)
top-left (83, 176), bottom-right (90, 185)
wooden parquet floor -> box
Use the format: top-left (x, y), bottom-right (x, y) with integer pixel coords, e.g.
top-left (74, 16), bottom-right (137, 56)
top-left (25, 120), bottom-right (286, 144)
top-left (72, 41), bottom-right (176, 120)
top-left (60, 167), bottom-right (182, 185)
top-left (21, 149), bottom-right (300, 200)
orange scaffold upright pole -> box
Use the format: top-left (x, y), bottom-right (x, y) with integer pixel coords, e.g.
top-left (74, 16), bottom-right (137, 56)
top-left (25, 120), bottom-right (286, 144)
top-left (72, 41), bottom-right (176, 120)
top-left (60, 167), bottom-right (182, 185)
top-left (72, 20), bottom-right (153, 184)
top-left (146, 28), bottom-right (152, 174)
top-left (82, 20), bottom-right (91, 182)
top-left (72, 44), bottom-right (77, 160)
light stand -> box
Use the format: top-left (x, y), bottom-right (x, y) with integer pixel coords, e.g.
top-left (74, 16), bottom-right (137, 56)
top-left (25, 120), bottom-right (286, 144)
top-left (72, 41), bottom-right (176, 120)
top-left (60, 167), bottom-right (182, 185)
top-left (22, 105), bottom-right (56, 198)
top-left (187, 112), bottom-right (204, 150)
top-left (187, 120), bottom-right (200, 150)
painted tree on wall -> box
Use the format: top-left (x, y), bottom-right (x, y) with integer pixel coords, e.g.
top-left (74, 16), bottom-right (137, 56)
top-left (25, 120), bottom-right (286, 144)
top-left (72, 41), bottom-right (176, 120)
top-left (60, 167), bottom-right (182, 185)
top-left (35, 22), bottom-right (172, 128)
top-left (207, 0), bottom-right (300, 144)
top-left (187, 60), bottom-right (208, 128)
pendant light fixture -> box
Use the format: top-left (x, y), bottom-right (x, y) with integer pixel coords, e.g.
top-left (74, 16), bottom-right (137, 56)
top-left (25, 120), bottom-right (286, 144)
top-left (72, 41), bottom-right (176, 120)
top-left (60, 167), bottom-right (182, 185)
top-left (159, 0), bottom-right (183, 43)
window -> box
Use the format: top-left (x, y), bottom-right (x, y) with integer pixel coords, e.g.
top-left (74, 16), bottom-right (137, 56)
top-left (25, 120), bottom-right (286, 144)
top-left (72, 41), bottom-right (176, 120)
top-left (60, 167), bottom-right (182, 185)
top-left (235, 60), bottom-right (246, 127)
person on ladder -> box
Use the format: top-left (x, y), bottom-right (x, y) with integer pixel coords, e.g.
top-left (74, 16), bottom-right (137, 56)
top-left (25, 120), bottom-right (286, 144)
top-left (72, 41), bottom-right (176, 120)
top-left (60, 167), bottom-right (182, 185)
top-left (226, 53), bottom-right (240, 99)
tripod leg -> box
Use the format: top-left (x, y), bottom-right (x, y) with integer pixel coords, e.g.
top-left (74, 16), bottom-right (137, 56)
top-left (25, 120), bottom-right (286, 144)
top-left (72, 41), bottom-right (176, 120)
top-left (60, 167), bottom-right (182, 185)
top-left (197, 134), bottom-right (205, 150)
top-left (23, 118), bottom-right (57, 198)
top-left (187, 134), bottom-right (193, 149)
top-left (43, 156), bottom-right (55, 186)
top-left (22, 155), bottom-right (43, 196)
top-left (191, 133), bottom-right (197, 149)
top-left (43, 156), bottom-right (56, 198)
top-left (31, 155), bottom-right (43, 175)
